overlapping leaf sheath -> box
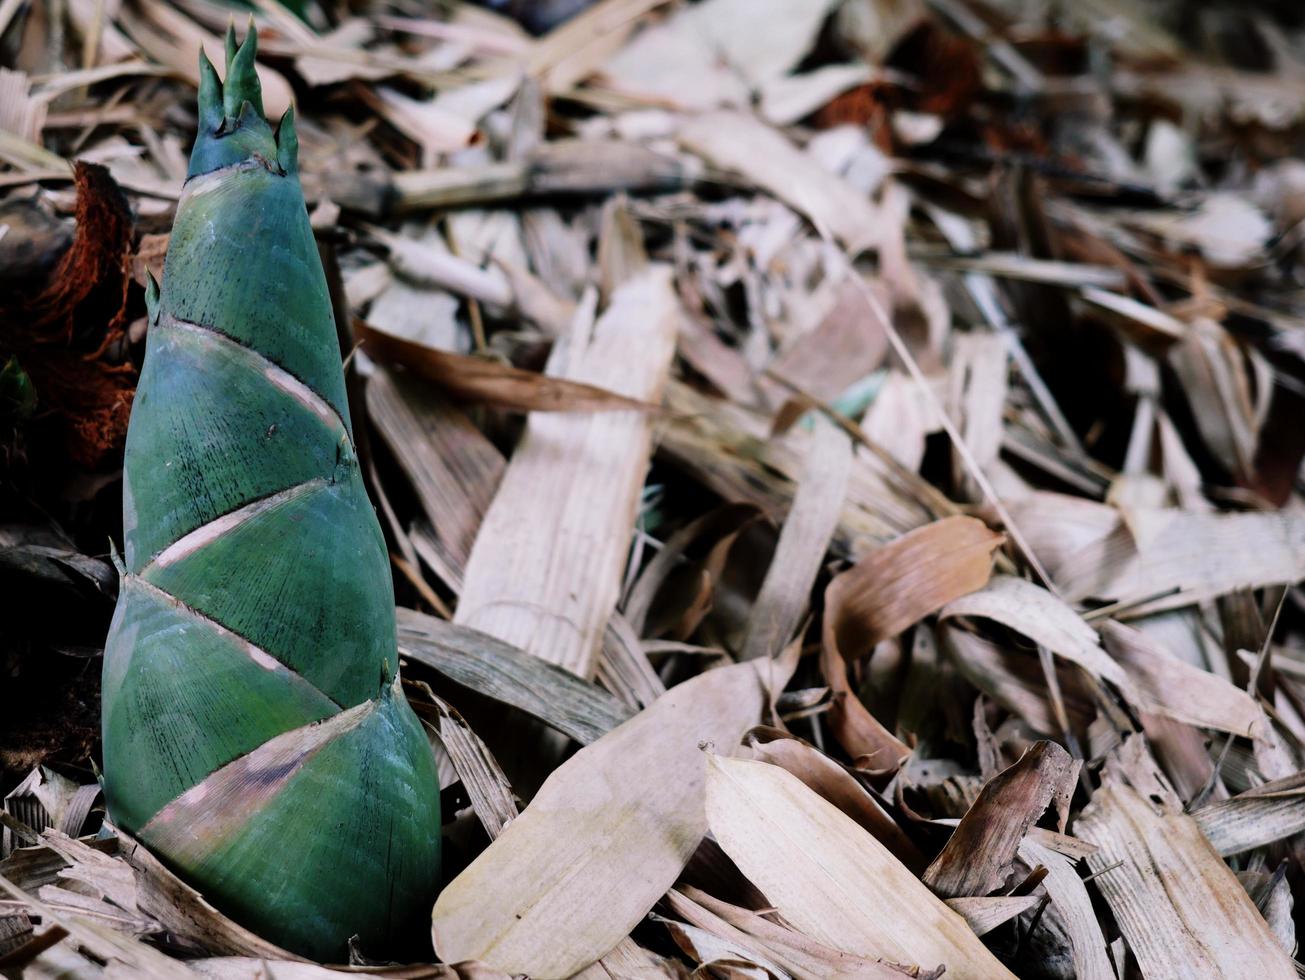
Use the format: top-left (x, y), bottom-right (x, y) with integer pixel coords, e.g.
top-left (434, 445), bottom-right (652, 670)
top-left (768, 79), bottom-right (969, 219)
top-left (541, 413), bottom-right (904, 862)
top-left (101, 27), bottom-right (440, 961)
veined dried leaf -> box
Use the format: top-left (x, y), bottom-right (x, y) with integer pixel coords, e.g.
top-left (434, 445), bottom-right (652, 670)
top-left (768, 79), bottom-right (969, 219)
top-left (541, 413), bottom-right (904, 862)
top-left (1016, 838), bottom-right (1114, 980)
top-left (940, 624), bottom-right (1095, 737)
top-left (748, 733), bottom-right (925, 871)
top-left (740, 417), bottom-right (852, 661)
top-left (666, 888), bottom-right (930, 980)
top-left (924, 741), bottom-right (1078, 898)
top-left (1099, 620), bottom-right (1263, 738)
top-left (679, 112), bottom-right (881, 253)
top-left (828, 516), bottom-right (1004, 656)
top-left (1192, 772), bottom-right (1305, 856)
top-left (397, 608), bottom-right (633, 746)
top-left (1074, 739), bottom-right (1294, 979)
top-left (368, 368), bottom-right (504, 578)
top-left (940, 575), bottom-right (1131, 692)
top-left (704, 755), bottom-right (1017, 978)
top-left (357, 320), bottom-right (652, 414)
top-left (431, 659), bottom-right (786, 978)
top-left (116, 832), bottom-right (296, 962)
top-left (189, 958), bottom-right (507, 979)
top-left (1063, 508), bottom-right (1305, 610)
top-left (454, 264), bottom-right (679, 679)
top-left (602, 0), bottom-right (838, 110)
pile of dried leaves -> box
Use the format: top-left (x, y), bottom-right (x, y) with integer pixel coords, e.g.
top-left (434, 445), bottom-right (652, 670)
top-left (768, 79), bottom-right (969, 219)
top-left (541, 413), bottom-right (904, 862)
top-left (5, 0), bottom-right (1305, 976)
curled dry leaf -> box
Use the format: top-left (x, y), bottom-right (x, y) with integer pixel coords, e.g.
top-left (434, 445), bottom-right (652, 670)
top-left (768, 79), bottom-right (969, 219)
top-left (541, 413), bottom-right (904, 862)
top-left (819, 516), bottom-right (1003, 771)
top-left (923, 741), bottom-right (1079, 899)
top-left (827, 516), bottom-right (1004, 656)
top-left (1098, 620), bottom-right (1263, 738)
top-left (431, 658), bottom-right (788, 978)
top-left (940, 575), bottom-right (1132, 694)
top-left (704, 755), bottom-right (1017, 978)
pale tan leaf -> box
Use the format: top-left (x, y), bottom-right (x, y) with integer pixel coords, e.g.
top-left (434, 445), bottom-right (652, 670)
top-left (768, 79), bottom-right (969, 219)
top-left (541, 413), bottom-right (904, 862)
top-left (1016, 838), bottom-right (1115, 980)
top-left (454, 264), bottom-right (679, 679)
top-left (679, 112), bottom-right (881, 253)
top-left (602, 0), bottom-right (838, 110)
top-left (1192, 772), bottom-right (1305, 857)
top-left (940, 575), bottom-right (1131, 691)
top-left (1099, 620), bottom-right (1264, 738)
top-left (747, 734), bottom-right (925, 871)
top-left (705, 755), bottom-right (1018, 978)
top-left (944, 896), bottom-right (1039, 937)
top-left (740, 417), bottom-right (852, 661)
top-left (431, 659), bottom-right (787, 978)
top-left (666, 888), bottom-right (930, 980)
top-left (1063, 508), bottom-right (1305, 610)
top-left (1074, 738), bottom-right (1295, 980)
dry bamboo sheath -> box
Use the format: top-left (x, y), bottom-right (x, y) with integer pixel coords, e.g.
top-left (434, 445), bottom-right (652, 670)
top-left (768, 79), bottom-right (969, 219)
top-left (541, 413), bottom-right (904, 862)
top-left (100, 26), bottom-right (440, 960)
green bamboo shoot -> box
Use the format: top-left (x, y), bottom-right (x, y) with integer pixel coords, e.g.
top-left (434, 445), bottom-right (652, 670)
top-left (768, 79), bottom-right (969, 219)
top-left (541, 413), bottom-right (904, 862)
top-left (101, 26), bottom-right (440, 961)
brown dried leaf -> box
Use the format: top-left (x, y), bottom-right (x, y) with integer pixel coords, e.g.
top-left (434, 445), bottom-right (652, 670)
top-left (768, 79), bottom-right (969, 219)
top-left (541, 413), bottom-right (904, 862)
top-left (431, 658), bottom-right (789, 978)
top-left (357, 320), bottom-right (653, 414)
top-left (923, 741), bottom-right (1078, 898)
top-left (827, 516), bottom-right (1004, 657)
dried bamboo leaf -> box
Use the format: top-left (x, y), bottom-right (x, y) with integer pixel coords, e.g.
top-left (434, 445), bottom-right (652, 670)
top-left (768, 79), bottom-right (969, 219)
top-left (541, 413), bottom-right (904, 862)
top-left (1099, 620), bottom-right (1264, 738)
top-left (940, 575), bottom-right (1131, 692)
top-left (430, 697), bottom-right (517, 840)
top-left (747, 733), bottom-right (925, 871)
top-left (740, 417), bottom-right (852, 661)
top-left (397, 608), bottom-right (633, 745)
top-left (679, 112), bottom-right (881, 252)
top-left (1061, 508), bottom-right (1305, 610)
top-left (939, 624), bottom-right (1096, 737)
top-left (0, 867), bottom-right (192, 978)
top-left (1192, 772), bottom-right (1305, 856)
top-left (1015, 838), bottom-right (1114, 980)
top-left (705, 755), bottom-right (1018, 978)
top-left (453, 264), bottom-right (679, 679)
top-left (1074, 739), bottom-right (1295, 979)
top-left (602, 0), bottom-right (838, 110)
top-left (358, 321), bottom-right (652, 413)
top-left (367, 368), bottom-right (504, 576)
top-left (431, 659), bottom-right (787, 978)
top-left (827, 516), bottom-right (1004, 655)
top-left (666, 888), bottom-right (928, 980)
top-left (924, 741), bottom-right (1079, 898)
top-left (944, 896), bottom-right (1039, 937)
top-left (116, 832), bottom-right (298, 962)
